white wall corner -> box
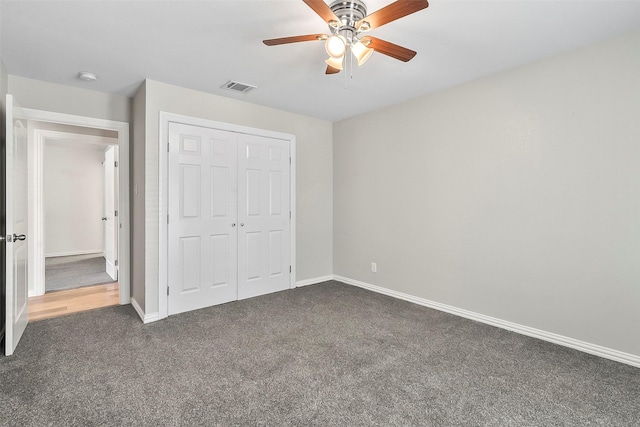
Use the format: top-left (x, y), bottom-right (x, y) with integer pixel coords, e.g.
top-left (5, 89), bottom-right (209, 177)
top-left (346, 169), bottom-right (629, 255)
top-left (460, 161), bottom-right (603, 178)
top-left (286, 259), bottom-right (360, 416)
top-left (130, 297), bottom-right (160, 324)
top-left (296, 275), bottom-right (334, 287)
top-left (333, 275), bottom-right (640, 369)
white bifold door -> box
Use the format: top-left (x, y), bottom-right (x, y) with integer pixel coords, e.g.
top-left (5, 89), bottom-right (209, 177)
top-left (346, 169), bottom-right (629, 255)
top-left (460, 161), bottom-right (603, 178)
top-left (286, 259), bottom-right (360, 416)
top-left (167, 123), bottom-right (291, 315)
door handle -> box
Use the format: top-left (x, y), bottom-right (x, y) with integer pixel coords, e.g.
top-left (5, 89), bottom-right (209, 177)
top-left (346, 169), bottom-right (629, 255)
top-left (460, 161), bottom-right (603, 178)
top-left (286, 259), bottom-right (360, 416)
top-left (102, 217), bottom-right (108, 221)
top-left (240, 223), bottom-right (245, 227)
top-left (13, 234), bottom-right (26, 241)
top-left (231, 223), bottom-right (236, 227)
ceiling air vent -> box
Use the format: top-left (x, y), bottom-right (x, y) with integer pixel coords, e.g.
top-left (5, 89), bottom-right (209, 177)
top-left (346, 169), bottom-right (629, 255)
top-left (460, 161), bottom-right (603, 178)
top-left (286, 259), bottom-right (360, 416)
top-left (221, 80), bottom-right (257, 94)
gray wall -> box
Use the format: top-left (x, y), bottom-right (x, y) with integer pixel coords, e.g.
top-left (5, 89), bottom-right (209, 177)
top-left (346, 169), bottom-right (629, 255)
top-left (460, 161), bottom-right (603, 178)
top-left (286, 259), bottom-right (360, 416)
top-left (43, 141), bottom-right (105, 257)
top-left (131, 82), bottom-right (146, 311)
top-left (8, 76), bottom-right (130, 123)
top-left (0, 63), bottom-right (6, 105)
top-left (139, 79), bottom-right (334, 315)
top-left (31, 121), bottom-right (117, 138)
top-left (333, 30), bottom-right (640, 357)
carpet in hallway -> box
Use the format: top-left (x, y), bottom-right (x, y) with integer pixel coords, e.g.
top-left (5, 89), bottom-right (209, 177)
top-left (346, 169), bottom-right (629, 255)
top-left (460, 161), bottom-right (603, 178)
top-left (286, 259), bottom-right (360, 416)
top-left (45, 255), bottom-right (114, 292)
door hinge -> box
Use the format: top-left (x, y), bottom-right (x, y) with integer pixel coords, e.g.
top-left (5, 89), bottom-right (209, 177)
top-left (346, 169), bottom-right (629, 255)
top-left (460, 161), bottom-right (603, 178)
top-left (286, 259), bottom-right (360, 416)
top-left (114, 161), bottom-right (118, 167)
top-left (115, 210), bottom-right (118, 217)
top-left (289, 211), bottom-right (292, 219)
top-left (167, 286), bottom-right (170, 296)
top-left (289, 265), bottom-right (292, 273)
top-left (289, 156), bottom-right (292, 165)
top-left (167, 143), bottom-right (170, 152)
top-left (167, 214), bottom-right (169, 224)
top-left (115, 260), bottom-right (118, 267)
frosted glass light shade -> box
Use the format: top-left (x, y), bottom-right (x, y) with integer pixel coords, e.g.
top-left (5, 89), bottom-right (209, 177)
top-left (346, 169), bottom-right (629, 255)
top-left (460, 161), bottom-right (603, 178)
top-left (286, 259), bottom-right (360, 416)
top-left (325, 35), bottom-right (347, 58)
top-left (352, 40), bottom-right (373, 66)
top-left (325, 55), bottom-right (344, 70)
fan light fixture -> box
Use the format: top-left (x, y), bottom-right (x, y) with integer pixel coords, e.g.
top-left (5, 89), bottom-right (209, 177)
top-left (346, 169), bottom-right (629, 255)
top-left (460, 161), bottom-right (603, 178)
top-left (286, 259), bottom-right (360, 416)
top-left (325, 35), bottom-right (346, 58)
top-left (325, 55), bottom-right (344, 70)
top-left (351, 39), bottom-right (373, 66)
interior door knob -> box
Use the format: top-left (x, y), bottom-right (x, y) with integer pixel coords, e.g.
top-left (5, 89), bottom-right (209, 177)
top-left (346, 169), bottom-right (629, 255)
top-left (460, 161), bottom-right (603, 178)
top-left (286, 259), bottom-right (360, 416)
top-left (231, 223), bottom-right (236, 227)
top-left (13, 234), bottom-right (26, 241)
top-left (102, 217), bottom-right (108, 221)
top-left (240, 223), bottom-right (245, 227)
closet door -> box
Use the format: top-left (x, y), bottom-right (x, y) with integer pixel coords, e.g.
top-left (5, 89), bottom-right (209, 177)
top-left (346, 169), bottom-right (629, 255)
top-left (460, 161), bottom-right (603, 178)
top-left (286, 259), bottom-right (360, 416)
top-left (237, 134), bottom-right (291, 300)
top-left (168, 123), bottom-right (238, 315)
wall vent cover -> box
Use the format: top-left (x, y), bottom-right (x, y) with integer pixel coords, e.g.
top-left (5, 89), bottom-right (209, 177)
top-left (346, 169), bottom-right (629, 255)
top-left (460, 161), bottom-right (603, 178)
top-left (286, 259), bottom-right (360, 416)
top-left (221, 80), bottom-right (257, 93)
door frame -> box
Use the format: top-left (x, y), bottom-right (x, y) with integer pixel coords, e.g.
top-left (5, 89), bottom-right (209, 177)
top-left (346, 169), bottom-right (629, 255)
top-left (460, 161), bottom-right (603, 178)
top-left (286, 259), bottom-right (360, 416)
top-left (30, 129), bottom-right (118, 296)
top-left (158, 112), bottom-right (296, 320)
top-left (23, 108), bottom-right (130, 305)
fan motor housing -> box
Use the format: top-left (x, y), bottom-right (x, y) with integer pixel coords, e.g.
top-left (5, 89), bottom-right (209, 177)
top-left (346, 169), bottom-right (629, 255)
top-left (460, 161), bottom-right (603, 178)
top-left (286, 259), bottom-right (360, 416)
top-left (330, 0), bottom-right (367, 28)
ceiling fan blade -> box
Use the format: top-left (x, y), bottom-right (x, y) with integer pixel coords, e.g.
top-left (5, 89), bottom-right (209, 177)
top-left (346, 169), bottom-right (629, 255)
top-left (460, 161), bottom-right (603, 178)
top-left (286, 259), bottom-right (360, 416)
top-left (357, 0), bottom-right (428, 31)
top-left (363, 37), bottom-right (417, 62)
top-left (326, 65), bottom-right (341, 74)
top-left (303, 0), bottom-right (340, 24)
top-left (263, 34), bottom-right (327, 46)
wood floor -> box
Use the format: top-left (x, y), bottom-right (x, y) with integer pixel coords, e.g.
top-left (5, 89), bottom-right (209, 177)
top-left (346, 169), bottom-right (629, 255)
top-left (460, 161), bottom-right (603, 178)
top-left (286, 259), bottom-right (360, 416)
top-left (28, 283), bottom-right (119, 322)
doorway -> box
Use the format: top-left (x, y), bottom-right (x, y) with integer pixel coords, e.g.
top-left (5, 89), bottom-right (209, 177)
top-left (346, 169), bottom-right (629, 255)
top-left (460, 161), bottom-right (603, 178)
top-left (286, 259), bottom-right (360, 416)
top-left (23, 109), bottom-right (130, 315)
top-left (38, 129), bottom-right (117, 287)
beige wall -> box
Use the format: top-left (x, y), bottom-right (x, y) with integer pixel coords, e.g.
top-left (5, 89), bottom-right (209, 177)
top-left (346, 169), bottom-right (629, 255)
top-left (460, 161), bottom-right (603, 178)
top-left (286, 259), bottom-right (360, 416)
top-left (334, 30), bottom-right (640, 357)
top-left (8, 76), bottom-right (130, 123)
top-left (140, 80), bottom-right (333, 315)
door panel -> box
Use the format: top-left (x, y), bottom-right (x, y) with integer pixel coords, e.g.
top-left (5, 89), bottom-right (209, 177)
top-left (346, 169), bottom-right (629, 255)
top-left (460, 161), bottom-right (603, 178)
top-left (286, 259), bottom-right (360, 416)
top-left (237, 134), bottom-right (291, 300)
top-left (269, 230), bottom-right (283, 276)
top-left (211, 234), bottom-right (230, 286)
top-left (179, 236), bottom-right (201, 292)
top-left (168, 123), bottom-right (238, 315)
top-left (5, 94), bottom-right (29, 356)
top-left (179, 164), bottom-right (200, 219)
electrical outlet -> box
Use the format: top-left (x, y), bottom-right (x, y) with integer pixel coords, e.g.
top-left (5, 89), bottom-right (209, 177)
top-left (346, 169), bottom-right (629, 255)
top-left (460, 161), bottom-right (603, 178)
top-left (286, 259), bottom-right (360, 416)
top-left (371, 262), bottom-right (377, 273)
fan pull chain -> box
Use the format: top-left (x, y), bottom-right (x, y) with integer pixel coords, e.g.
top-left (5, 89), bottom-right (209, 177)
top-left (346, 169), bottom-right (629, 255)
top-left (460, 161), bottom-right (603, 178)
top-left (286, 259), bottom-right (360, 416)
top-left (343, 47), bottom-right (349, 89)
top-left (350, 47), bottom-right (354, 80)
top-left (343, 63), bottom-right (348, 89)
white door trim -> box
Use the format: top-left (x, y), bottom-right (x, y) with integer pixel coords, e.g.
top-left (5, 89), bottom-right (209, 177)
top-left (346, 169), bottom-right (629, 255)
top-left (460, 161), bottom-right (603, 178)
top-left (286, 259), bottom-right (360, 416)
top-left (23, 108), bottom-right (131, 305)
top-left (29, 129), bottom-right (117, 297)
top-left (158, 112), bottom-right (297, 320)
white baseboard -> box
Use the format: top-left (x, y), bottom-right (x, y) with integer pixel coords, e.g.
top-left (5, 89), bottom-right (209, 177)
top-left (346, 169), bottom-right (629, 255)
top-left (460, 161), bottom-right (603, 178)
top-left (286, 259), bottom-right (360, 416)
top-left (130, 297), bottom-right (160, 324)
top-left (45, 250), bottom-right (104, 258)
top-left (334, 275), bottom-right (640, 368)
top-left (296, 275), bottom-right (334, 287)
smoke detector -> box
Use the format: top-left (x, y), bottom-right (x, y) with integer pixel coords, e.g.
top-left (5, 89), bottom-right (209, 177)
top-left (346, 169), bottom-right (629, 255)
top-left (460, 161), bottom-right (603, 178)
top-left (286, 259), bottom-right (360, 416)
top-left (221, 80), bottom-right (257, 94)
top-left (78, 71), bottom-right (98, 81)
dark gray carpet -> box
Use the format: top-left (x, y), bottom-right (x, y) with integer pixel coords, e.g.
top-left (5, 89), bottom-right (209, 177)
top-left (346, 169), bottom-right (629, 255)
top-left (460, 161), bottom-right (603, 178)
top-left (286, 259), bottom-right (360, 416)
top-left (1, 281), bottom-right (638, 426)
top-left (45, 256), bottom-right (114, 292)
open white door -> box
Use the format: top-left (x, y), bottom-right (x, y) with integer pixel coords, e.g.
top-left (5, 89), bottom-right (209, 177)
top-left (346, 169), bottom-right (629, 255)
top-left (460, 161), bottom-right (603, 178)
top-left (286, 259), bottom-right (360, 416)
top-left (5, 94), bottom-right (29, 356)
top-left (103, 145), bottom-right (118, 281)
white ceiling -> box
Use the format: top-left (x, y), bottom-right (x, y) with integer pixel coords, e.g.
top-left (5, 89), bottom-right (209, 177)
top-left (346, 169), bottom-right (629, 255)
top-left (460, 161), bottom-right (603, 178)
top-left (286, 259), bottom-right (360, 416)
top-left (2, 0), bottom-right (640, 121)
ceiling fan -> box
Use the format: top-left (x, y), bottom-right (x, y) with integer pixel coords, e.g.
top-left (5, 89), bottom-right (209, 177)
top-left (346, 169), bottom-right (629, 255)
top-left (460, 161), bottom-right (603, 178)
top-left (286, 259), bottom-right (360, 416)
top-left (263, 0), bottom-right (429, 75)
